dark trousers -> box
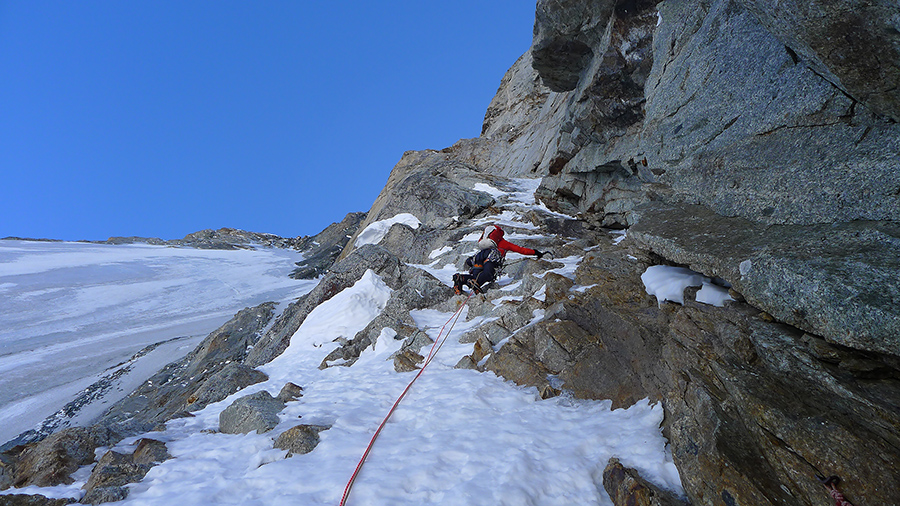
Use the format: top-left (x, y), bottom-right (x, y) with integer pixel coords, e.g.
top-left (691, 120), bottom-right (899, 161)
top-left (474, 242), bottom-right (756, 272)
top-left (456, 261), bottom-right (498, 288)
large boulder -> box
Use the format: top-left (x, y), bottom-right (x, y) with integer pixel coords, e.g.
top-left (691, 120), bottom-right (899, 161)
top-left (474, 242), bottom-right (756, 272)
top-left (273, 425), bottom-right (330, 457)
top-left (218, 391), bottom-right (285, 435)
top-left (7, 427), bottom-right (117, 488)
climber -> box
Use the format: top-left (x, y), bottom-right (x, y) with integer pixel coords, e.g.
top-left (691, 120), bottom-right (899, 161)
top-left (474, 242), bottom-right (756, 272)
top-left (452, 224), bottom-right (548, 295)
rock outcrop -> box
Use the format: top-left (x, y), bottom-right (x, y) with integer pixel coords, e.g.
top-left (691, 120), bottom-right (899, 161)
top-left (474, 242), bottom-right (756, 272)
top-left (273, 424), bottom-right (330, 457)
top-left (451, 0), bottom-right (898, 504)
top-left (95, 302), bottom-right (278, 436)
top-left (290, 212), bottom-right (367, 279)
top-left (80, 439), bottom-right (169, 505)
top-left (603, 457), bottom-right (688, 506)
top-left (219, 391), bottom-right (285, 435)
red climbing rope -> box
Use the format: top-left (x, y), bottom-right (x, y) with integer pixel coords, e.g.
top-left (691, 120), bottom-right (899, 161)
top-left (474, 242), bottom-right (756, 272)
top-left (339, 294), bottom-right (472, 506)
top-left (818, 475), bottom-right (855, 506)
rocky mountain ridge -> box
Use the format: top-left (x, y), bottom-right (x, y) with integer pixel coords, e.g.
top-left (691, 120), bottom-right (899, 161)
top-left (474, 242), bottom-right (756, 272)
top-left (2, 0), bottom-right (898, 505)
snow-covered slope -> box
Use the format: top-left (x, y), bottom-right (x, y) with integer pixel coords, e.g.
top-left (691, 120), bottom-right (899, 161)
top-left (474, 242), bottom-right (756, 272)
top-left (0, 241), bottom-right (317, 446)
top-left (0, 179), bottom-right (684, 505)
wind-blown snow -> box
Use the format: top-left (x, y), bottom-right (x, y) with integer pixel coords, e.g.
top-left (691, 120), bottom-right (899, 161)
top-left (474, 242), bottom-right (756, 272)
top-left (534, 255), bottom-right (582, 280)
top-left (641, 266), bottom-right (705, 306)
top-left (354, 213), bottom-right (421, 247)
top-left (0, 240), bottom-right (316, 445)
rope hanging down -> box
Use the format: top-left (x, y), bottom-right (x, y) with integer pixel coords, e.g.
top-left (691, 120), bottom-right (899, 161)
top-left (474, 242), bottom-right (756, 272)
top-left (339, 294), bottom-right (472, 506)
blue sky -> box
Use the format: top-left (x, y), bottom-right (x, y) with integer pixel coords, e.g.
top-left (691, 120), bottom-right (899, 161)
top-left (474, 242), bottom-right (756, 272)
top-left (0, 2), bottom-right (536, 241)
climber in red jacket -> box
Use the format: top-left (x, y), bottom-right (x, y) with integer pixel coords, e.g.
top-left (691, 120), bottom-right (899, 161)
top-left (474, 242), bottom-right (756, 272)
top-left (452, 224), bottom-right (547, 295)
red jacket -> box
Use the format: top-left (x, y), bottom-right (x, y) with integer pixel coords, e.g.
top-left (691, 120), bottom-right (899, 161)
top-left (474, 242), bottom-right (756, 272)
top-left (496, 238), bottom-right (536, 258)
top-left (485, 226), bottom-right (536, 258)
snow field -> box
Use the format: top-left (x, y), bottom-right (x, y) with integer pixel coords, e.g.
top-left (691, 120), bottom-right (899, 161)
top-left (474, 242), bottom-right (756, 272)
top-left (0, 240), bottom-right (316, 446)
top-left (104, 269), bottom-right (681, 506)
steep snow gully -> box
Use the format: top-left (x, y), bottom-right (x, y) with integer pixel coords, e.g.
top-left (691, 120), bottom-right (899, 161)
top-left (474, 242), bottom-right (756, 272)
top-left (1, 178), bottom-right (694, 505)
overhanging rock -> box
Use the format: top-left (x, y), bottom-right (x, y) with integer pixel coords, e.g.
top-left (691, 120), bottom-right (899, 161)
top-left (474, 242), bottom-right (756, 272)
top-left (629, 201), bottom-right (900, 356)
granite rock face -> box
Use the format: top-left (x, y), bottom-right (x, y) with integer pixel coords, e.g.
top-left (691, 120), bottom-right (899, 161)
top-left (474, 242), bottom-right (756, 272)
top-left (629, 202), bottom-right (900, 356)
top-left (737, 0), bottom-right (900, 121)
top-left (464, 0), bottom-right (899, 503)
top-left (525, 0), bottom-right (900, 228)
top-left (340, 150), bottom-right (497, 260)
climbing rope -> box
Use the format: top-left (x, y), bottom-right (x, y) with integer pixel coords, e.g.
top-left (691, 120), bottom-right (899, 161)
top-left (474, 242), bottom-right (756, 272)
top-left (817, 475), bottom-right (855, 506)
top-left (339, 293), bottom-right (473, 506)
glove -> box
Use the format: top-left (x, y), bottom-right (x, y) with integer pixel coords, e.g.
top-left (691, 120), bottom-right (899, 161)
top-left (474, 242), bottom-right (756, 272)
top-left (535, 250), bottom-right (545, 260)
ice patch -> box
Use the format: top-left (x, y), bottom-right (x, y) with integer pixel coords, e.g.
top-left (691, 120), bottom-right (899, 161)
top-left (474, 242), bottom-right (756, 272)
top-left (696, 282), bottom-right (734, 307)
top-left (610, 229), bottom-right (627, 245)
top-left (739, 259), bottom-right (753, 277)
top-left (641, 265), bottom-right (733, 308)
top-left (428, 246), bottom-right (452, 259)
top-left (472, 183), bottom-right (506, 198)
top-left (508, 177), bottom-right (542, 205)
top-left (534, 255), bottom-right (582, 280)
top-left (533, 284), bottom-right (547, 302)
top-left (355, 213), bottom-right (421, 247)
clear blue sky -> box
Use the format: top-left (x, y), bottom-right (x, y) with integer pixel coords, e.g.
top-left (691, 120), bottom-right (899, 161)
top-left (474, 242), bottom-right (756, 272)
top-left (0, 2), bottom-right (536, 241)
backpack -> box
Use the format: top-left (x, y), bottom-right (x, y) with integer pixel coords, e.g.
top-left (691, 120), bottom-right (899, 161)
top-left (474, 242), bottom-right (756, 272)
top-left (477, 224), bottom-right (504, 250)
